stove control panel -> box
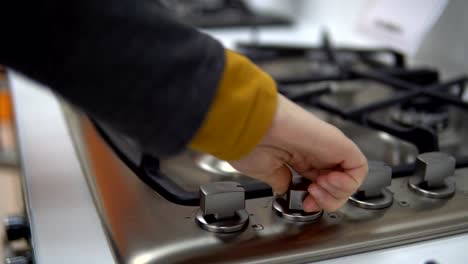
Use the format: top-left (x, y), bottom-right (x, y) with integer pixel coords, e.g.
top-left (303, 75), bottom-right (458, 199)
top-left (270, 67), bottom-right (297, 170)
top-left (349, 161), bottom-right (393, 209)
top-left (195, 181), bottom-right (249, 233)
top-left (272, 178), bottom-right (323, 222)
top-left (408, 152), bottom-right (456, 199)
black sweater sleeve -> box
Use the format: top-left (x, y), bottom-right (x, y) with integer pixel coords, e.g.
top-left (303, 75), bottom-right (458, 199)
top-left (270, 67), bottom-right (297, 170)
top-left (0, 0), bottom-right (225, 157)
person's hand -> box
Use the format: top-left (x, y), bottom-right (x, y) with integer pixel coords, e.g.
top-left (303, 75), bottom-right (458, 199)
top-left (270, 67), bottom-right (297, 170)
top-left (228, 94), bottom-right (368, 212)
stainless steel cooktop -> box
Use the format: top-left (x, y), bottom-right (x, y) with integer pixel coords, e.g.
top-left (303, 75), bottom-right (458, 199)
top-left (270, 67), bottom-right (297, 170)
top-left (52, 36), bottom-right (468, 263)
top-left (62, 87), bottom-right (468, 263)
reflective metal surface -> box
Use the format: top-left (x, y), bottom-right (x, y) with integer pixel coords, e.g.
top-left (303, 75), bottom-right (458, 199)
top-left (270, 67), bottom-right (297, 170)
top-left (408, 179), bottom-right (456, 199)
top-left (194, 154), bottom-right (240, 176)
top-left (272, 198), bottom-right (323, 222)
top-left (62, 102), bottom-right (468, 263)
top-left (317, 111), bottom-right (419, 167)
top-left (320, 80), bottom-right (396, 111)
top-left (195, 209), bottom-right (249, 233)
top-left (159, 152), bottom-right (258, 193)
top-left (349, 188), bottom-right (394, 210)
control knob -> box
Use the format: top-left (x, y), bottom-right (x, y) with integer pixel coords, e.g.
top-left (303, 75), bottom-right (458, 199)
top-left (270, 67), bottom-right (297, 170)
top-left (349, 161), bottom-right (393, 209)
top-left (272, 177), bottom-right (323, 222)
top-left (408, 152), bottom-right (456, 198)
top-left (195, 181), bottom-right (249, 233)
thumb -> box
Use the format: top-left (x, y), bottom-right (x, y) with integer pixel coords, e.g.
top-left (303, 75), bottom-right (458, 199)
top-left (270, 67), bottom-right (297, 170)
top-left (264, 164), bottom-right (292, 194)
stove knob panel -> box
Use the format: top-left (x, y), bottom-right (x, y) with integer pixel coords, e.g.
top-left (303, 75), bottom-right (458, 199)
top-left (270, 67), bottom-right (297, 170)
top-left (408, 152), bottom-right (456, 199)
top-left (349, 161), bottom-right (393, 209)
top-left (195, 181), bottom-right (249, 233)
top-left (273, 178), bottom-right (323, 222)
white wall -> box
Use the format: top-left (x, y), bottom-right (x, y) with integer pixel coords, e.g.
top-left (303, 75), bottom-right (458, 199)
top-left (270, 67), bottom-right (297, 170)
top-left (247, 0), bottom-right (468, 77)
top-left (414, 0), bottom-right (468, 76)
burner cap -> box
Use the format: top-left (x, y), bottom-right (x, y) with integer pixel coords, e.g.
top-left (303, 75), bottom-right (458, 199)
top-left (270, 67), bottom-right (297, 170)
top-left (391, 97), bottom-right (449, 131)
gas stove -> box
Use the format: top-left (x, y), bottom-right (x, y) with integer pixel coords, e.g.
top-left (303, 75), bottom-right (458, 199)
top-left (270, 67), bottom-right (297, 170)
top-left (8, 32), bottom-right (468, 263)
top-left (47, 34), bottom-right (468, 263)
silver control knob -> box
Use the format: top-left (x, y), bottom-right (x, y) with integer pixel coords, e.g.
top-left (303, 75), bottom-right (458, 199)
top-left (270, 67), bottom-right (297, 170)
top-left (195, 181), bottom-right (249, 233)
top-left (273, 178), bottom-right (323, 222)
top-left (408, 152), bottom-right (456, 199)
top-left (349, 161), bottom-right (393, 209)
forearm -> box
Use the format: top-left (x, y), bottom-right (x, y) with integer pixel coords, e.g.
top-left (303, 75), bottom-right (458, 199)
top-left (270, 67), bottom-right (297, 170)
top-left (0, 0), bottom-right (278, 160)
top-left (190, 50), bottom-right (277, 160)
top-left (1, 0), bottom-right (224, 157)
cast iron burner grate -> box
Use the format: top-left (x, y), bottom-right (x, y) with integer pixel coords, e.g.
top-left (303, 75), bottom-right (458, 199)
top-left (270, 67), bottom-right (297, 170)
top-left (162, 0), bottom-right (292, 28)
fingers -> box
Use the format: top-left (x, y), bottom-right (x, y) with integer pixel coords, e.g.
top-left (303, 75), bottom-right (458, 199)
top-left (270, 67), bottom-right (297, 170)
top-left (344, 161), bottom-right (368, 188)
top-left (303, 141), bottom-right (367, 212)
top-left (265, 164), bottom-right (292, 195)
top-left (297, 169), bottom-right (319, 181)
top-left (338, 141), bottom-right (368, 186)
top-left (319, 171), bottom-right (361, 197)
top-left (303, 194), bottom-right (320, 212)
top-left (303, 170), bottom-right (365, 212)
top-left (305, 184), bottom-right (348, 212)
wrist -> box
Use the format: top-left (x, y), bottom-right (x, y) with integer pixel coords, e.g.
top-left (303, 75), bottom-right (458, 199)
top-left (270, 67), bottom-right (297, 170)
top-left (190, 50), bottom-right (278, 160)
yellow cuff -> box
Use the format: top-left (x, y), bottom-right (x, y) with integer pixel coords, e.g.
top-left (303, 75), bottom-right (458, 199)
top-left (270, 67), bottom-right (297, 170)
top-left (190, 49), bottom-right (277, 160)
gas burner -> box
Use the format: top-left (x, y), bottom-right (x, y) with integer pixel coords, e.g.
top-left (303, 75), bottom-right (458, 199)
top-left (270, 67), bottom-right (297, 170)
top-left (390, 97), bottom-right (449, 132)
top-left (194, 154), bottom-right (240, 176)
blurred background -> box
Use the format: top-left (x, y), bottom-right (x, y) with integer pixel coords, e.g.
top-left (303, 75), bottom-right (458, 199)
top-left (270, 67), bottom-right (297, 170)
top-left (161, 0), bottom-right (467, 75)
